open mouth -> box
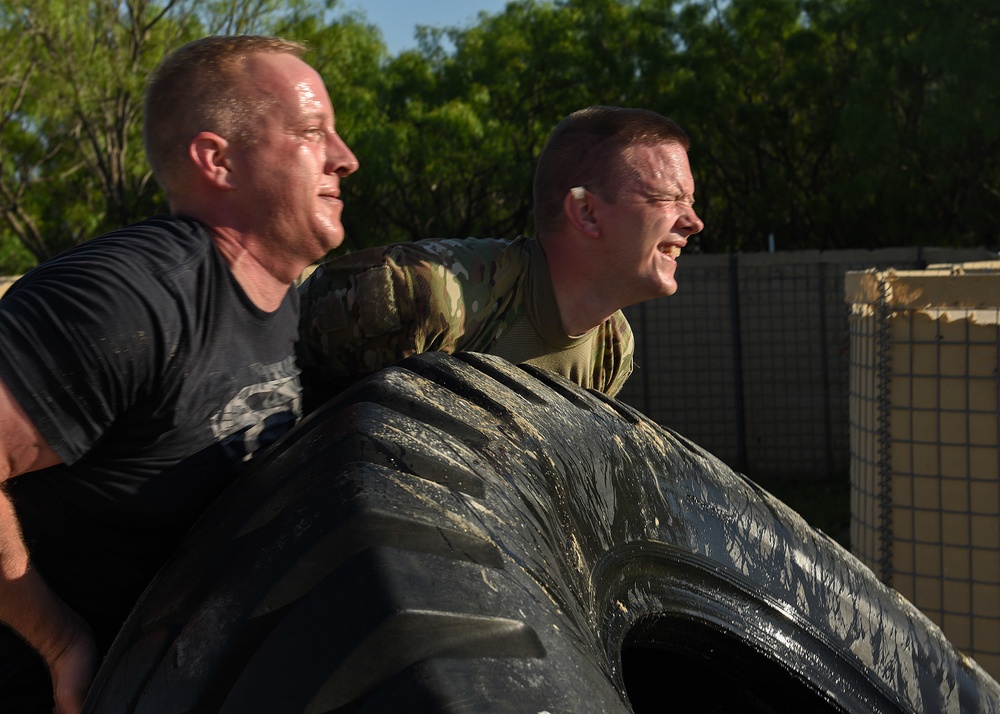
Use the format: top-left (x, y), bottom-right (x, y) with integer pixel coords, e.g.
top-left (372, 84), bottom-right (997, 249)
top-left (661, 245), bottom-right (682, 259)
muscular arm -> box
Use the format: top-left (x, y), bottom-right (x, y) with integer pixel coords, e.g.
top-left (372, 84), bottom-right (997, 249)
top-left (0, 379), bottom-right (98, 714)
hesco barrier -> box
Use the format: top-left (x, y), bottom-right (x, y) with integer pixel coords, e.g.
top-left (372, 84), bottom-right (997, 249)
top-left (847, 263), bottom-right (1000, 681)
top-left (618, 247), bottom-right (997, 480)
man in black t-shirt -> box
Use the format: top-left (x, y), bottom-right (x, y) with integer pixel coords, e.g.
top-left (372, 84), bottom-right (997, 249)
top-left (0, 35), bottom-right (358, 713)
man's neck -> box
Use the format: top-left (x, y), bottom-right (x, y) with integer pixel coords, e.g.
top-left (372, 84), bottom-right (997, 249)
top-left (540, 236), bottom-right (613, 336)
top-left (211, 229), bottom-right (294, 313)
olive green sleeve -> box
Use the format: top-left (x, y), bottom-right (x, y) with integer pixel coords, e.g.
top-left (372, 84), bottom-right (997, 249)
top-left (602, 310), bottom-right (635, 398)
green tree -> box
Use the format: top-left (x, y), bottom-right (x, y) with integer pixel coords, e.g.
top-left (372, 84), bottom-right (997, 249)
top-left (0, 0), bottom-right (318, 271)
top-left (0, 12), bottom-right (46, 271)
top-left (3, 0), bottom-right (998, 271)
top-left (666, 0), bottom-right (1000, 251)
top-left (835, 0), bottom-right (1000, 247)
top-left (336, 0), bottom-right (690, 249)
top-left (635, 0), bottom-right (857, 251)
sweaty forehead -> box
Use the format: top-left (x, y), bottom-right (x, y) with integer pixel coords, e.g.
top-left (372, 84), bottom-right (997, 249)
top-left (246, 54), bottom-right (329, 106)
top-left (626, 143), bottom-right (694, 193)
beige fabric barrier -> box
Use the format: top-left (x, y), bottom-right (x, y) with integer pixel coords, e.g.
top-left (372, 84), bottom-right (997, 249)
top-left (847, 264), bottom-right (1000, 680)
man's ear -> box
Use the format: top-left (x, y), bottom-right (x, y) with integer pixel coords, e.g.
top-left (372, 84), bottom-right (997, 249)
top-left (563, 188), bottom-right (600, 238)
top-left (189, 132), bottom-right (236, 190)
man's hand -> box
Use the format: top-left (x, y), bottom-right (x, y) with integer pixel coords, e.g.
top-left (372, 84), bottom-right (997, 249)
top-left (45, 608), bottom-right (99, 714)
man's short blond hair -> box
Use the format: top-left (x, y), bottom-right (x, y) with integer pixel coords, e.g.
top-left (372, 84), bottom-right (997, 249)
top-left (143, 35), bottom-right (306, 194)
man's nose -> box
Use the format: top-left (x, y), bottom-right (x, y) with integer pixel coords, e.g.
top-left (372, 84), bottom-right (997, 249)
top-left (681, 205), bottom-right (704, 236)
top-left (327, 133), bottom-right (359, 177)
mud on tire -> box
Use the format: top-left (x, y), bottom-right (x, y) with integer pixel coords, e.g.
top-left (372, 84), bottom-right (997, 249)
top-left (84, 352), bottom-right (1000, 713)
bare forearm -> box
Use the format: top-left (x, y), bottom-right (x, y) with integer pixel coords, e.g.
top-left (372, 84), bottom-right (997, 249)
top-left (1, 487), bottom-right (65, 658)
top-left (0, 378), bottom-right (64, 615)
top-left (0, 488), bottom-right (98, 713)
top-left (1, 379), bottom-right (96, 711)
top-left (0, 376), bottom-right (77, 664)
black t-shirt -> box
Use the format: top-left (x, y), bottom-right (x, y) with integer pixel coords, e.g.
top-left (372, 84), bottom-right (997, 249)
top-left (0, 215), bottom-right (302, 649)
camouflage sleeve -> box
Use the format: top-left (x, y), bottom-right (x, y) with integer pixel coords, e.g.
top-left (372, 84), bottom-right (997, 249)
top-left (297, 238), bottom-right (525, 394)
top-left (602, 310), bottom-right (635, 398)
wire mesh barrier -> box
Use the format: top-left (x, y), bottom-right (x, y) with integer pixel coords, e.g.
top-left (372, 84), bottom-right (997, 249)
top-left (622, 254), bottom-right (746, 467)
top-left (619, 247), bottom-right (996, 480)
top-left (847, 264), bottom-right (1000, 681)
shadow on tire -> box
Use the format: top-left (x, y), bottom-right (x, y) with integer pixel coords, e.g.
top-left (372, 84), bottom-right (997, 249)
top-left (84, 352), bottom-right (1000, 713)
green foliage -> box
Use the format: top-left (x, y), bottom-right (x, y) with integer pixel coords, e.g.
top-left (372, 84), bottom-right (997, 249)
top-left (0, 232), bottom-right (34, 274)
top-left (0, 0), bottom-right (316, 271)
top-left (665, 0), bottom-right (859, 250)
top-left (833, 0), bottom-right (1000, 248)
top-left (1, 0), bottom-right (997, 273)
top-left (669, 0), bottom-right (999, 251)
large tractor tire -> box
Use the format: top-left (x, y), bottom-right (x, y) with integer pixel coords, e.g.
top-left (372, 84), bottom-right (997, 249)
top-left (84, 352), bottom-right (1000, 713)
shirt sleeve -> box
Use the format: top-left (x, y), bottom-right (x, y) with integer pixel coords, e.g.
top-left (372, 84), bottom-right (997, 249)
top-left (0, 262), bottom-right (172, 464)
top-left (601, 310), bottom-right (635, 398)
top-left (297, 244), bottom-right (477, 391)
top-left (298, 239), bottom-right (521, 389)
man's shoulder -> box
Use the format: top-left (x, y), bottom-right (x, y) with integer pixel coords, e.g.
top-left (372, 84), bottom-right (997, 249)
top-left (78, 215), bottom-right (211, 267)
top-left (385, 235), bottom-right (531, 283)
top-left (313, 235), bottom-right (532, 296)
top-left (21, 216), bottom-right (208, 281)
top-left (1, 215), bottom-right (218, 334)
top-left (399, 235), bottom-right (524, 259)
top-left (330, 235), bottom-right (523, 269)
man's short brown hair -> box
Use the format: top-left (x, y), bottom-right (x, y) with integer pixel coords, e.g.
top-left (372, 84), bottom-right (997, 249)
top-left (533, 106), bottom-right (690, 237)
top-left (143, 35), bottom-right (306, 193)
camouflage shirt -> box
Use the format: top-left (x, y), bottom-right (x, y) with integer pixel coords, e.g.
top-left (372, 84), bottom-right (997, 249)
top-left (297, 235), bottom-right (634, 398)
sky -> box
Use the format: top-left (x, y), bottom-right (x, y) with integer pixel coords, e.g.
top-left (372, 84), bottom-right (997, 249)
top-left (340, 0), bottom-right (512, 55)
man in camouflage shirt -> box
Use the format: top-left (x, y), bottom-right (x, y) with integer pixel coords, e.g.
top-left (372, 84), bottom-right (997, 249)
top-left (298, 106), bottom-right (704, 407)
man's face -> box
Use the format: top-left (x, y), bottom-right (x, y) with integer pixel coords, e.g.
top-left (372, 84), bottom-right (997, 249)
top-left (594, 142), bottom-right (703, 303)
top-left (232, 53), bottom-right (359, 271)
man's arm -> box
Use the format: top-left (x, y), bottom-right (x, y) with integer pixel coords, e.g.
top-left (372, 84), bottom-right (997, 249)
top-left (0, 379), bottom-right (98, 714)
top-left (297, 249), bottom-right (451, 404)
top-left (298, 239), bottom-right (518, 403)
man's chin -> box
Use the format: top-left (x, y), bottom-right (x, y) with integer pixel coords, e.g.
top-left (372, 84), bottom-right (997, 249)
top-left (318, 224), bottom-right (345, 251)
top-left (653, 267), bottom-right (679, 297)
top-left (656, 272), bottom-right (679, 297)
